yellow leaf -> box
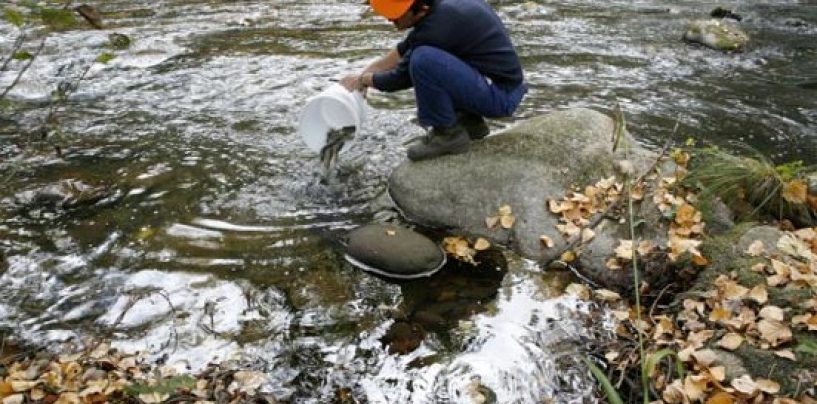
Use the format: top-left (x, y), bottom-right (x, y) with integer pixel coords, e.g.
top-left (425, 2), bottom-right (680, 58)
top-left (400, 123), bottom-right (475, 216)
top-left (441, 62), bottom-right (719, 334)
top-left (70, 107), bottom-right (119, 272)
top-left (717, 333), bottom-right (743, 351)
top-left (781, 180), bottom-right (808, 204)
top-left (498, 205), bottom-right (512, 216)
top-left (473, 238), bottom-right (490, 251)
top-left (560, 250), bottom-right (576, 263)
top-left (539, 235), bottom-right (554, 248)
top-left (709, 307), bottom-right (731, 322)
top-left (500, 214), bottom-right (515, 229)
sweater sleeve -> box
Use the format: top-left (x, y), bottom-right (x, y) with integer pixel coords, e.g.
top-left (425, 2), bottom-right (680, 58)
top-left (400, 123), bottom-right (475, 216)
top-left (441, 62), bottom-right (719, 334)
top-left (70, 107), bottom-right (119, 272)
top-left (371, 51), bottom-right (413, 92)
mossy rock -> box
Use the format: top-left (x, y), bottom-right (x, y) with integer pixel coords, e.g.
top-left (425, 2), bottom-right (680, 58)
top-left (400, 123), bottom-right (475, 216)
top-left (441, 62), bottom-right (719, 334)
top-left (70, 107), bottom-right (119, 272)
top-left (686, 224), bottom-right (817, 393)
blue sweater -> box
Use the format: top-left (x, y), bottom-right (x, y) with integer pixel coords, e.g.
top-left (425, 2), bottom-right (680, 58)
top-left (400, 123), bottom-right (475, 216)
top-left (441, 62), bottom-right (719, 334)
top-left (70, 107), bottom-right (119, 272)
top-left (372, 0), bottom-right (524, 92)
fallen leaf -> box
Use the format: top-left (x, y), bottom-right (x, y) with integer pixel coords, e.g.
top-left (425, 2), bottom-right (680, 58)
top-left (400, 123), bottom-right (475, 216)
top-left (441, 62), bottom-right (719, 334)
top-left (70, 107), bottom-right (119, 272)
top-left (539, 235), bottom-right (554, 248)
top-left (758, 319), bottom-right (792, 346)
top-left (615, 240), bottom-right (634, 260)
top-left (674, 203), bottom-right (695, 223)
top-left (473, 238), bottom-right (490, 251)
top-left (485, 216), bottom-right (499, 229)
top-left (755, 378), bottom-right (780, 394)
top-left (781, 180), bottom-right (808, 204)
top-left (709, 366), bottom-right (726, 382)
top-left (748, 285), bottom-right (768, 304)
top-left (560, 250), bottom-right (576, 263)
top-left (745, 240), bottom-right (765, 256)
top-left (774, 350), bottom-right (796, 361)
top-left (717, 333), bottom-right (744, 351)
top-left (500, 214), bottom-right (515, 229)
top-left (759, 306), bottom-right (785, 322)
top-left (386, 229), bottom-right (396, 236)
top-left (594, 289), bottom-right (621, 302)
top-left (683, 374), bottom-right (708, 402)
top-left (565, 283), bottom-right (590, 300)
top-left (581, 228), bottom-right (595, 243)
top-left (706, 391), bottom-right (735, 404)
top-left (498, 205), bottom-right (512, 216)
top-left (731, 374), bottom-right (759, 396)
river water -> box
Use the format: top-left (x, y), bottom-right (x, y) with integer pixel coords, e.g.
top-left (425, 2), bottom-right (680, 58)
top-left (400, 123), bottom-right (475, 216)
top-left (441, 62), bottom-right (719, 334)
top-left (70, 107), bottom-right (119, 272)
top-left (1, 1), bottom-right (815, 402)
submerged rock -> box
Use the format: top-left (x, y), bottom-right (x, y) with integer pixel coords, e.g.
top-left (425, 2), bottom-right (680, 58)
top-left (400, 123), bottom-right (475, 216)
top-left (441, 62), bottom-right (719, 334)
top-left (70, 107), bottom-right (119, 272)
top-left (15, 179), bottom-right (109, 209)
top-left (683, 19), bottom-right (749, 52)
top-left (345, 224), bottom-right (444, 279)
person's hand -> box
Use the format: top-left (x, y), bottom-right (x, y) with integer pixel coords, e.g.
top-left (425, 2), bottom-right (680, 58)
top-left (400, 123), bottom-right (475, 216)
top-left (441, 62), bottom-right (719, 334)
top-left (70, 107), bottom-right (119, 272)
top-left (339, 73), bottom-right (371, 96)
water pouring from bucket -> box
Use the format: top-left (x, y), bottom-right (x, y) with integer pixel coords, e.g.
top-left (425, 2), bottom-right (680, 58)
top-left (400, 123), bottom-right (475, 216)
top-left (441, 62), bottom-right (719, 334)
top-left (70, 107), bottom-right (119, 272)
top-left (298, 84), bottom-right (368, 178)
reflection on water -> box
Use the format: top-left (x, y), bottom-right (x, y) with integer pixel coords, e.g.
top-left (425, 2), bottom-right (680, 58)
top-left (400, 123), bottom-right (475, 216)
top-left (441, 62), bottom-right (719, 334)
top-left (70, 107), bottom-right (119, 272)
top-left (1, 0), bottom-right (816, 402)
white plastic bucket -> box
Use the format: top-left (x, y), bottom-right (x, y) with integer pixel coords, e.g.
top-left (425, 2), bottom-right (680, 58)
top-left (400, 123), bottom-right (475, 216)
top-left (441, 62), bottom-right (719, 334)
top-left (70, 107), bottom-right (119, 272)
top-left (298, 83), bottom-right (367, 154)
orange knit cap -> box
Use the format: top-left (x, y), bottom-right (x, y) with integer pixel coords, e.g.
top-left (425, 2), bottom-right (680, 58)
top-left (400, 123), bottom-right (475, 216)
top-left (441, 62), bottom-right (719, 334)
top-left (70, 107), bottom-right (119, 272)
top-left (370, 0), bottom-right (413, 20)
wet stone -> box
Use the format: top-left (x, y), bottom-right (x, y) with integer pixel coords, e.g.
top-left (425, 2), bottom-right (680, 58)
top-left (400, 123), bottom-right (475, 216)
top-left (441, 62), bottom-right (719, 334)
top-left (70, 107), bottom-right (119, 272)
top-left (380, 321), bottom-right (426, 355)
top-left (345, 224), bottom-right (444, 278)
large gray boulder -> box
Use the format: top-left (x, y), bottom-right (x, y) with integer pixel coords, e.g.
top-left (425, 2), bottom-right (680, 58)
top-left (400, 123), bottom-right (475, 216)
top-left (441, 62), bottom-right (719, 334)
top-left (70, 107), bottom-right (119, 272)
top-left (389, 108), bottom-right (661, 283)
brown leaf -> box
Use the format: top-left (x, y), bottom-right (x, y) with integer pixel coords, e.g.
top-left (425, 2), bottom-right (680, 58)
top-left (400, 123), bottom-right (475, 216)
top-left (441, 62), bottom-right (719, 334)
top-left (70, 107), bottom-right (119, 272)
top-left (781, 180), bottom-right (808, 204)
top-left (756, 378), bottom-right (780, 394)
top-left (759, 306), bottom-right (785, 322)
top-left (581, 228), bottom-right (595, 243)
top-left (758, 319), bottom-right (792, 346)
top-left (675, 203), bottom-right (697, 225)
top-left (497, 205), bottom-right (512, 217)
top-left (706, 392), bottom-right (735, 404)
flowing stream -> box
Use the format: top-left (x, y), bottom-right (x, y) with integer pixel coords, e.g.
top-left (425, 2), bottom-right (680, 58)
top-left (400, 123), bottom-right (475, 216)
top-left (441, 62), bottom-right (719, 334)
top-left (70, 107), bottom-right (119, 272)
top-left (1, 1), bottom-right (816, 402)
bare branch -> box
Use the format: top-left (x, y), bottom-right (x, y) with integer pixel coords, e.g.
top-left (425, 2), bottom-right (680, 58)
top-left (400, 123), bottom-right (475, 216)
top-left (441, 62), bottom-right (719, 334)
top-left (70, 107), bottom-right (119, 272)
top-left (0, 36), bottom-right (45, 100)
top-left (0, 30), bottom-right (27, 73)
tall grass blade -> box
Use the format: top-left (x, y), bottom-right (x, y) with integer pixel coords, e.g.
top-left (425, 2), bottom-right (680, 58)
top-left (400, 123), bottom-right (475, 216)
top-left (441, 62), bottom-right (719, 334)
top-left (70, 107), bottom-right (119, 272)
top-left (581, 356), bottom-right (625, 404)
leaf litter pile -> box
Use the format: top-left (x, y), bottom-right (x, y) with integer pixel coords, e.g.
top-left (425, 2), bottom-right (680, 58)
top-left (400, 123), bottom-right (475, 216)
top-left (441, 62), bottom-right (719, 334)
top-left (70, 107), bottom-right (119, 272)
top-left (440, 148), bottom-right (817, 402)
top-left (0, 342), bottom-right (276, 403)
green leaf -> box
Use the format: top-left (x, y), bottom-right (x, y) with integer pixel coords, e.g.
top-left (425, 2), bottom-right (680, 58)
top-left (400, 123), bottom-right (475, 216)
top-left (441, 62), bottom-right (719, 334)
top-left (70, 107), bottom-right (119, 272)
top-left (95, 52), bottom-right (116, 64)
top-left (39, 8), bottom-right (76, 30)
top-left (643, 348), bottom-right (685, 388)
top-left (581, 356), bottom-right (625, 404)
top-left (12, 51), bottom-right (33, 61)
top-left (795, 339), bottom-right (817, 356)
top-left (4, 7), bottom-right (25, 27)
top-left (124, 375), bottom-right (196, 396)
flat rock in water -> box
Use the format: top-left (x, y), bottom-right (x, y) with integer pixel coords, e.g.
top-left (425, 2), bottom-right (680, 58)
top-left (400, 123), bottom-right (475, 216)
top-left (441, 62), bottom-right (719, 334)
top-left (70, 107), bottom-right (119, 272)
top-left (346, 224), bottom-right (444, 278)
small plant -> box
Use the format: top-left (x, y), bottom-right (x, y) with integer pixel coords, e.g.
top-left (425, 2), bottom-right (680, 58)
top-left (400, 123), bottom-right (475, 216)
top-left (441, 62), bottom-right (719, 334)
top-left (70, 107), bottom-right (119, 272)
top-left (684, 146), bottom-right (817, 226)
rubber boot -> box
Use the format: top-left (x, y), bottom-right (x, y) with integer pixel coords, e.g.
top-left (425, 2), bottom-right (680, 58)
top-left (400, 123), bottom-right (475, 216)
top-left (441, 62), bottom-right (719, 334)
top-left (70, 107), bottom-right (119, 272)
top-left (456, 110), bottom-right (490, 140)
top-left (407, 124), bottom-right (471, 161)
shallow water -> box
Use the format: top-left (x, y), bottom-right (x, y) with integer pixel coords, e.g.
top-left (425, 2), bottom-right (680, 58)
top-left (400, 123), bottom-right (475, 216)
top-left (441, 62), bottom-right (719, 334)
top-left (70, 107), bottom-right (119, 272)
top-left (1, 1), bottom-right (816, 402)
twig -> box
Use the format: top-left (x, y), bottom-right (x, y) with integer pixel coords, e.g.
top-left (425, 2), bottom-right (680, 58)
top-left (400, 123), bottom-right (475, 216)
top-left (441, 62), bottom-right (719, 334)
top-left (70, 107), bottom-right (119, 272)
top-left (0, 30), bottom-right (26, 73)
top-left (0, 36), bottom-right (45, 100)
top-left (648, 283), bottom-right (673, 319)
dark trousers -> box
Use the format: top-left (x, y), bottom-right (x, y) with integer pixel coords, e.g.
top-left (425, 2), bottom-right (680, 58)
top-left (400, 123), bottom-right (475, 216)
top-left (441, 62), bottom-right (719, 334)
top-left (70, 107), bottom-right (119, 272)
top-left (408, 45), bottom-right (527, 128)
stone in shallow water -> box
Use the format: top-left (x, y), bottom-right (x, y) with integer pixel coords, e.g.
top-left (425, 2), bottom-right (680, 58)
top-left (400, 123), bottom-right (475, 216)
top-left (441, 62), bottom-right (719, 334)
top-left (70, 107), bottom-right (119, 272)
top-left (345, 224), bottom-right (445, 279)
